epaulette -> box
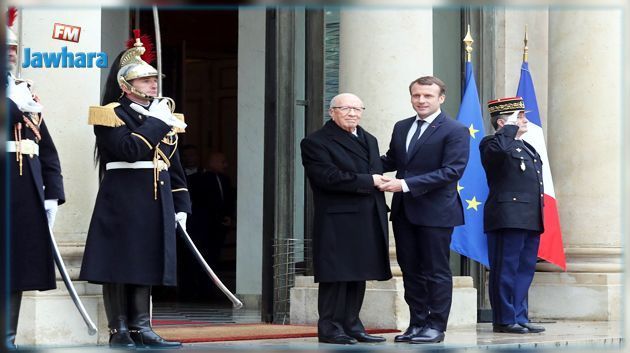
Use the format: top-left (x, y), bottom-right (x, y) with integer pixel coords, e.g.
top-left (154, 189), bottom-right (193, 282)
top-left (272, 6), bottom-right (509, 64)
top-left (173, 113), bottom-right (185, 133)
top-left (88, 103), bottom-right (125, 127)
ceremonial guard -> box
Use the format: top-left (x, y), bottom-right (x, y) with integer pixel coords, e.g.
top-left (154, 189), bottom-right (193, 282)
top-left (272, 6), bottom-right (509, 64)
top-left (480, 97), bottom-right (546, 334)
top-left (5, 8), bottom-right (65, 350)
top-left (79, 30), bottom-right (190, 349)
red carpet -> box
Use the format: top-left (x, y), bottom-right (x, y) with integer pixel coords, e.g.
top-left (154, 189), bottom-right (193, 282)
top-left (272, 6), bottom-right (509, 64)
top-left (153, 319), bottom-right (209, 326)
top-left (154, 323), bottom-right (399, 343)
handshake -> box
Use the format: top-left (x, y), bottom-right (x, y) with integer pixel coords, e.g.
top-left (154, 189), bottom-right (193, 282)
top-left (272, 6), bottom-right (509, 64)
top-left (130, 99), bottom-right (187, 130)
top-left (372, 174), bottom-right (403, 192)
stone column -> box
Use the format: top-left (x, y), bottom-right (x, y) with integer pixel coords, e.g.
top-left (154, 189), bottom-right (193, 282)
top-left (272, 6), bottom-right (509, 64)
top-left (323, 9), bottom-right (475, 329)
top-left (494, 9), bottom-right (549, 132)
top-left (339, 9), bottom-right (433, 276)
top-left (529, 9), bottom-right (622, 321)
top-left (236, 9), bottom-right (266, 308)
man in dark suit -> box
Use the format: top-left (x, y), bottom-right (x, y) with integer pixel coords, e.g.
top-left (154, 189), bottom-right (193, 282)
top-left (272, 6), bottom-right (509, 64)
top-left (380, 76), bottom-right (469, 344)
top-left (301, 93), bottom-right (392, 345)
top-left (480, 97), bottom-right (545, 334)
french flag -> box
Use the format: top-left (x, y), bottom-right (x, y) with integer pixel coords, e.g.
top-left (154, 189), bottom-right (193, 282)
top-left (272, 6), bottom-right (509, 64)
top-left (517, 62), bottom-right (567, 270)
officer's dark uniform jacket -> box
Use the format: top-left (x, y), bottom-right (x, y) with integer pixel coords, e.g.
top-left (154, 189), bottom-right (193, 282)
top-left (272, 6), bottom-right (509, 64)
top-left (479, 124), bottom-right (544, 233)
top-left (7, 97), bottom-right (65, 292)
top-left (79, 96), bottom-right (191, 286)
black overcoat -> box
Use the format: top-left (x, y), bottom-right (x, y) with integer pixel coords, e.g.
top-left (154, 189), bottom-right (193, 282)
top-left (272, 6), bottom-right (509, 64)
top-left (79, 97), bottom-right (191, 286)
top-left (300, 120), bottom-right (392, 283)
top-left (8, 99), bottom-right (65, 292)
top-left (479, 125), bottom-right (544, 233)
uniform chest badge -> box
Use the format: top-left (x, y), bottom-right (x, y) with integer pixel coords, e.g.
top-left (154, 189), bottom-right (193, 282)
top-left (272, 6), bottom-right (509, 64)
top-left (520, 160), bottom-right (526, 172)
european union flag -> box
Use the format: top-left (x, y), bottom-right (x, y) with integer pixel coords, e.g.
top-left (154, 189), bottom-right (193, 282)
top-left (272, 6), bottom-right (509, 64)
top-left (450, 62), bottom-right (489, 267)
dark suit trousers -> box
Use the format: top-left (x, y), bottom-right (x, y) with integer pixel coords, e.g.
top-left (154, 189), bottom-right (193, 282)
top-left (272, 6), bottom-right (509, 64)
top-left (487, 229), bottom-right (540, 325)
top-left (393, 205), bottom-right (453, 332)
top-left (317, 281), bottom-right (366, 337)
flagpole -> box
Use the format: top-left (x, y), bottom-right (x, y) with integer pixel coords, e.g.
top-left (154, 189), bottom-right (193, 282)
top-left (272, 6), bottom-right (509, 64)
top-left (452, 22), bottom-right (490, 268)
top-left (523, 24), bottom-right (529, 63)
top-left (463, 24), bottom-right (473, 63)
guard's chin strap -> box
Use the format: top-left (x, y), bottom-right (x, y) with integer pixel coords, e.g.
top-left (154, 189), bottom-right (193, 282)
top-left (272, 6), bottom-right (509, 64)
top-left (130, 85), bottom-right (155, 101)
top-left (119, 77), bottom-right (155, 101)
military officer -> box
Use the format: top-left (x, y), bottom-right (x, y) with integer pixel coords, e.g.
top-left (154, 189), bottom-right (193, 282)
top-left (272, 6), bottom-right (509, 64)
top-left (480, 96), bottom-right (546, 334)
top-left (79, 31), bottom-right (190, 349)
top-left (5, 11), bottom-right (65, 350)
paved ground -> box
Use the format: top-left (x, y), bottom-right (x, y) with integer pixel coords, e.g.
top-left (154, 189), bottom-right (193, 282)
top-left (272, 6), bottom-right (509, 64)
top-left (184, 320), bottom-right (623, 351)
top-left (13, 320), bottom-right (624, 352)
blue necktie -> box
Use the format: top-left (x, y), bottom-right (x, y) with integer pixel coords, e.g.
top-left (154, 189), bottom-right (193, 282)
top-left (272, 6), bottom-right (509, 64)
top-left (407, 120), bottom-right (425, 154)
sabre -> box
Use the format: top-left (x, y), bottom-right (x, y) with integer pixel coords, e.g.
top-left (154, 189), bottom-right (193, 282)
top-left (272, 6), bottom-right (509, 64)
top-left (176, 222), bottom-right (243, 309)
top-left (16, 6), bottom-right (23, 79)
top-left (49, 228), bottom-right (98, 335)
top-left (152, 6), bottom-right (163, 96)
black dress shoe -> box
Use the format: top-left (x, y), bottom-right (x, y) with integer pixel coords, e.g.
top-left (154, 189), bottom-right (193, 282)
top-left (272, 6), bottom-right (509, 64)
top-left (109, 330), bottom-right (136, 349)
top-left (409, 328), bottom-right (445, 344)
top-left (130, 329), bottom-right (182, 349)
top-left (394, 325), bottom-right (424, 342)
top-left (348, 332), bottom-right (386, 343)
top-left (5, 341), bottom-right (17, 351)
top-left (493, 324), bottom-right (529, 334)
top-left (318, 334), bottom-right (358, 345)
top-left (519, 322), bottom-right (545, 333)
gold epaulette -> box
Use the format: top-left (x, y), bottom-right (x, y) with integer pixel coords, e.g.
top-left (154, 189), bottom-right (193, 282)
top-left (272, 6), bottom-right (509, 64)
top-left (173, 113), bottom-right (186, 133)
top-left (88, 103), bottom-right (125, 127)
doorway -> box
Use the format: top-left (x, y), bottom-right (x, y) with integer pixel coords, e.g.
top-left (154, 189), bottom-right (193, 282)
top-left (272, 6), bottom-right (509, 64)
top-left (131, 8), bottom-right (242, 319)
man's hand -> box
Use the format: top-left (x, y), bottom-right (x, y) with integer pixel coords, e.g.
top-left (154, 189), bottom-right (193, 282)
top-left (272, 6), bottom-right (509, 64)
top-left (372, 174), bottom-right (392, 187)
top-left (130, 99), bottom-right (187, 129)
top-left (175, 212), bottom-right (188, 231)
top-left (504, 111), bottom-right (519, 125)
top-left (44, 199), bottom-right (58, 228)
top-left (7, 80), bottom-right (43, 113)
top-left (378, 178), bottom-right (404, 192)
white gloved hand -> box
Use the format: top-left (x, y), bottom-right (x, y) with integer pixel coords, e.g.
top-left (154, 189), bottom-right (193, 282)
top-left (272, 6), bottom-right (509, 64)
top-left (44, 199), bottom-right (58, 228)
top-left (175, 212), bottom-right (188, 231)
top-left (7, 79), bottom-right (43, 113)
top-left (130, 99), bottom-right (187, 130)
top-left (504, 111), bottom-right (520, 125)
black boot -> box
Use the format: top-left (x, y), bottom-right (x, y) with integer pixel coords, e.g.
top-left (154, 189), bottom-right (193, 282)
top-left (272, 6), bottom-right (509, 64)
top-left (103, 283), bottom-right (135, 349)
top-left (128, 285), bottom-right (181, 349)
top-left (5, 291), bottom-right (21, 350)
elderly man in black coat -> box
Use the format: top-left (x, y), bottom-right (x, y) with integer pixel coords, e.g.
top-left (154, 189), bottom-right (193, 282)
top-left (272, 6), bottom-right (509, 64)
top-left (300, 93), bottom-right (392, 345)
top-left (480, 97), bottom-right (545, 334)
top-left (5, 30), bottom-right (65, 350)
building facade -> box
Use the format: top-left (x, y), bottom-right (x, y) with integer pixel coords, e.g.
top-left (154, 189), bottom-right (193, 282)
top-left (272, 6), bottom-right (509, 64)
top-left (7, 4), bottom-right (625, 345)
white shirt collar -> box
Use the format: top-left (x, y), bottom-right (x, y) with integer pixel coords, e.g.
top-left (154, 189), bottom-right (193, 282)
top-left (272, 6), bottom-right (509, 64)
top-left (416, 109), bottom-right (441, 125)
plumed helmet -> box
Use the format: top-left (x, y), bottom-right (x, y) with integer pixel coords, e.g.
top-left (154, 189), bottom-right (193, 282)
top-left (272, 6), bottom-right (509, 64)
top-left (7, 7), bottom-right (18, 47)
top-left (116, 29), bottom-right (160, 100)
top-left (7, 27), bottom-right (18, 47)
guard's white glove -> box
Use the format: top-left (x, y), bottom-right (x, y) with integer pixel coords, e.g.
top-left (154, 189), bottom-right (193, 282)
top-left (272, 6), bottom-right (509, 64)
top-left (504, 111), bottom-right (520, 125)
top-left (175, 212), bottom-right (187, 231)
top-left (44, 199), bottom-right (58, 228)
top-left (130, 99), bottom-right (187, 129)
top-left (7, 79), bottom-right (43, 113)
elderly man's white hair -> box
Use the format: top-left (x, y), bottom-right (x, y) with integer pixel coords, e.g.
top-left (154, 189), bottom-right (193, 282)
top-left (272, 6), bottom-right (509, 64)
top-left (329, 93), bottom-right (363, 109)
